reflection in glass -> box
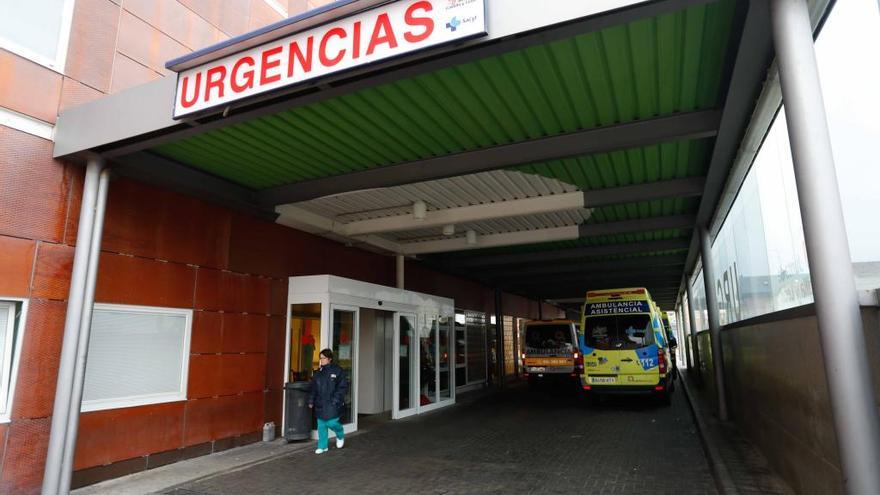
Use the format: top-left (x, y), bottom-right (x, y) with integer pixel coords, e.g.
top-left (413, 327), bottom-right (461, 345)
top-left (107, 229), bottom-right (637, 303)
top-left (398, 314), bottom-right (415, 411)
top-left (420, 316), bottom-right (437, 405)
top-left (332, 309), bottom-right (355, 424)
top-left (289, 303), bottom-right (321, 382)
top-left (439, 316), bottom-right (451, 399)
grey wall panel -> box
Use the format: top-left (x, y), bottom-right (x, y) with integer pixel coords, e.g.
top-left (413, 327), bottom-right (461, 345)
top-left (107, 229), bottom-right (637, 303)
top-left (696, 305), bottom-right (880, 495)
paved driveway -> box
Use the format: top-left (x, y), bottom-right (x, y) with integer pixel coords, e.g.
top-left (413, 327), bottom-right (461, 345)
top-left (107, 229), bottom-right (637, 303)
top-left (166, 384), bottom-right (716, 495)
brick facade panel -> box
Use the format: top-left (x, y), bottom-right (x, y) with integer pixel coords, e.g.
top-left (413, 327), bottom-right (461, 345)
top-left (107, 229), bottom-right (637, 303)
top-left (0, 128), bottom-right (72, 243)
top-left (183, 392), bottom-right (263, 446)
top-left (190, 311), bottom-right (222, 354)
top-left (109, 52), bottom-right (162, 94)
top-left (248, 0), bottom-right (285, 31)
top-left (178, 0), bottom-right (251, 37)
top-left (101, 178), bottom-right (231, 269)
top-left (116, 11), bottom-right (189, 75)
top-left (94, 252), bottom-right (197, 308)
top-left (265, 315), bottom-right (286, 390)
top-left (74, 401), bottom-right (186, 470)
top-left (219, 354), bottom-right (267, 396)
top-left (64, 0), bottom-right (121, 93)
top-left (11, 299), bottom-right (66, 420)
top-left (31, 243), bottom-right (75, 301)
top-left (194, 268), bottom-right (271, 314)
top-left (187, 354), bottom-right (223, 399)
top-left (0, 235), bottom-right (36, 297)
top-left (121, 0), bottom-right (224, 51)
top-left (0, 417), bottom-right (50, 494)
top-left (0, 51), bottom-right (63, 123)
top-left (58, 77), bottom-right (105, 114)
top-left (221, 313), bottom-right (269, 354)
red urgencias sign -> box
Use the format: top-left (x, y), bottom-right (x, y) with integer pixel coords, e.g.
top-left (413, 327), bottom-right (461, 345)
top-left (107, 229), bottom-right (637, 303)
top-left (173, 0), bottom-right (487, 118)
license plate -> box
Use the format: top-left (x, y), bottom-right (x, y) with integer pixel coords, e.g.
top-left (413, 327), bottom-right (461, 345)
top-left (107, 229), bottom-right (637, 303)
top-left (589, 376), bottom-right (617, 384)
top-left (529, 367), bottom-right (546, 373)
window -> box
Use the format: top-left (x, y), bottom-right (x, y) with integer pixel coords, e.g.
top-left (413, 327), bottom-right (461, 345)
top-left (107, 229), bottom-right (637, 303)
top-left (82, 304), bottom-right (192, 412)
top-left (0, 298), bottom-right (27, 422)
top-left (584, 314), bottom-right (653, 351)
top-left (524, 324), bottom-right (574, 355)
top-left (0, 0), bottom-right (76, 71)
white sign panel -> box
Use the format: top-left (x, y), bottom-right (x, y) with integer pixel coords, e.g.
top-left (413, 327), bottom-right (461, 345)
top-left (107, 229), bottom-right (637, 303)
top-left (173, 0), bottom-right (487, 118)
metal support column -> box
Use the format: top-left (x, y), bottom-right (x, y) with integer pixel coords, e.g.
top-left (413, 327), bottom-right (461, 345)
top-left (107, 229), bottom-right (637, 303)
top-left (42, 157), bottom-right (106, 495)
top-left (685, 283), bottom-right (702, 383)
top-left (699, 226), bottom-right (728, 421)
top-left (493, 289), bottom-right (504, 389)
top-left (60, 168), bottom-right (111, 493)
top-left (771, 0), bottom-right (880, 492)
top-left (679, 300), bottom-right (692, 372)
top-left (395, 254), bottom-right (404, 289)
top-left (537, 300), bottom-right (543, 320)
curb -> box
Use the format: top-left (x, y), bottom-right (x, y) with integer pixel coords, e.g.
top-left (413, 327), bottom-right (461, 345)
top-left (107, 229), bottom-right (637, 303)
top-left (679, 371), bottom-right (739, 495)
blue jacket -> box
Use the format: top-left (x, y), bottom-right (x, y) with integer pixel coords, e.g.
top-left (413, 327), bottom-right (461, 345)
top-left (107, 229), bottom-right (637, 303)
top-left (309, 363), bottom-right (348, 420)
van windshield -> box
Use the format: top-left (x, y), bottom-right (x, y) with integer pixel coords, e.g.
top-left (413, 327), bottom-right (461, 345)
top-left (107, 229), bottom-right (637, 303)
top-left (524, 324), bottom-right (574, 355)
top-left (584, 314), bottom-right (653, 350)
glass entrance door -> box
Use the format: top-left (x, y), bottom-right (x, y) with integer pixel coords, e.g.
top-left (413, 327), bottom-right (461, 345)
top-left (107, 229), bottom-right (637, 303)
top-left (331, 305), bottom-right (358, 431)
top-left (393, 312), bottom-right (417, 419)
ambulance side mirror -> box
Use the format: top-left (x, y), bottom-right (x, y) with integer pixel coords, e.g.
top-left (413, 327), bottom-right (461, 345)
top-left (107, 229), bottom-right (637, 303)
top-left (669, 337), bottom-right (678, 349)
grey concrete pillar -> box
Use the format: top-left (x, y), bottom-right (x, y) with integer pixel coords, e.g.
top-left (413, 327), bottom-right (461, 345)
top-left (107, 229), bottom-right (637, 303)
top-left (771, 0), bottom-right (880, 492)
top-left (685, 283), bottom-right (702, 383)
top-left (679, 300), bottom-right (692, 372)
top-left (699, 226), bottom-right (728, 421)
top-left (395, 254), bottom-right (404, 289)
top-left (494, 289), bottom-right (504, 389)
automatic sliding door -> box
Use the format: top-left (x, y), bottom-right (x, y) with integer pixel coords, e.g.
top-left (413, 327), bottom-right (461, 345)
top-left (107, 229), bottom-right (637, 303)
top-left (331, 306), bottom-right (357, 429)
top-left (393, 312), bottom-right (417, 418)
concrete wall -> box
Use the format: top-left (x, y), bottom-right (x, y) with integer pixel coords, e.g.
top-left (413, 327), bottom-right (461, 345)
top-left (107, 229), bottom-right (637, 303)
top-left (694, 300), bottom-right (880, 495)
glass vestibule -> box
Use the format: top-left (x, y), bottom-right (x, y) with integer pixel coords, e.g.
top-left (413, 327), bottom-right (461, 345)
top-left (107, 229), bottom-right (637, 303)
top-left (287, 275), bottom-right (455, 431)
top-left (331, 306), bottom-right (357, 429)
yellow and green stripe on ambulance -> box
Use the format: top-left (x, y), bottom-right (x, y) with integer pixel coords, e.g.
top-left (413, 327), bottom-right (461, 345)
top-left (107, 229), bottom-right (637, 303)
top-left (578, 288), bottom-right (674, 404)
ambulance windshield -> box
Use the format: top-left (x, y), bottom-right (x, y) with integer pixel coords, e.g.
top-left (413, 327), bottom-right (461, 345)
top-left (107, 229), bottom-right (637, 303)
top-left (584, 314), bottom-right (653, 350)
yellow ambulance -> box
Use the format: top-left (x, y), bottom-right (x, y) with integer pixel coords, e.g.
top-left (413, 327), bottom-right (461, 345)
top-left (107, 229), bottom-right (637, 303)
top-left (579, 288), bottom-right (674, 404)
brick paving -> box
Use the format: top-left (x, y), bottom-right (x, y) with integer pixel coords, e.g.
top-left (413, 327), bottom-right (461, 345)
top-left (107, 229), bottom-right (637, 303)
top-left (164, 383), bottom-right (717, 495)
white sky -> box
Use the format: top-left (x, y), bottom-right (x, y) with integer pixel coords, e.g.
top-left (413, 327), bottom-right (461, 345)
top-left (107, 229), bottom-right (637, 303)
top-left (815, 0), bottom-right (880, 262)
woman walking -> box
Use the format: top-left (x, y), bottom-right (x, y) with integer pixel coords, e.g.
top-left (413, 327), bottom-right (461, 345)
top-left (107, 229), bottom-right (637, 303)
top-left (309, 348), bottom-right (349, 454)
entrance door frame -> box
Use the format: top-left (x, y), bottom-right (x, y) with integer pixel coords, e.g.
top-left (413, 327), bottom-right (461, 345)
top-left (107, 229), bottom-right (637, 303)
top-left (329, 303), bottom-right (360, 435)
top-left (392, 311), bottom-right (418, 419)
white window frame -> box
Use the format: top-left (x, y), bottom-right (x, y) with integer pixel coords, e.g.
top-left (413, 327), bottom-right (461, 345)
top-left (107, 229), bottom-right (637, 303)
top-left (0, 297), bottom-right (29, 423)
top-left (0, 0), bottom-right (77, 73)
top-left (82, 303), bottom-right (192, 413)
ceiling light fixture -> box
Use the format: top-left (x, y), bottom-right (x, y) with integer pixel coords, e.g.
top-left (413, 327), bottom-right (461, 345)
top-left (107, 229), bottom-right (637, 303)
top-left (413, 200), bottom-right (426, 220)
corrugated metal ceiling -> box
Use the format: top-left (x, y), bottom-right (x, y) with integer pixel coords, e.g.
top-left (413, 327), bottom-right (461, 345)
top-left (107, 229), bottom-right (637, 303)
top-left (142, 0), bottom-right (741, 303)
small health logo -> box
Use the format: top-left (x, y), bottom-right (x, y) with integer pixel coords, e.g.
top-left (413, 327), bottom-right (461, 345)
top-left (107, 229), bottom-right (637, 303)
top-left (446, 17), bottom-right (460, 31)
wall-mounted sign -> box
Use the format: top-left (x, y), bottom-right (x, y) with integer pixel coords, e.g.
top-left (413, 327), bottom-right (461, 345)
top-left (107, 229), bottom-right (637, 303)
top-left (173, 0), bottom-right (487, 119)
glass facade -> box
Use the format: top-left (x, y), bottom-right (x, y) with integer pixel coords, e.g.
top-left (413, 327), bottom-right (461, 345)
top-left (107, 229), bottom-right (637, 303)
top-left (702, 112), bottom-right (813, 327)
